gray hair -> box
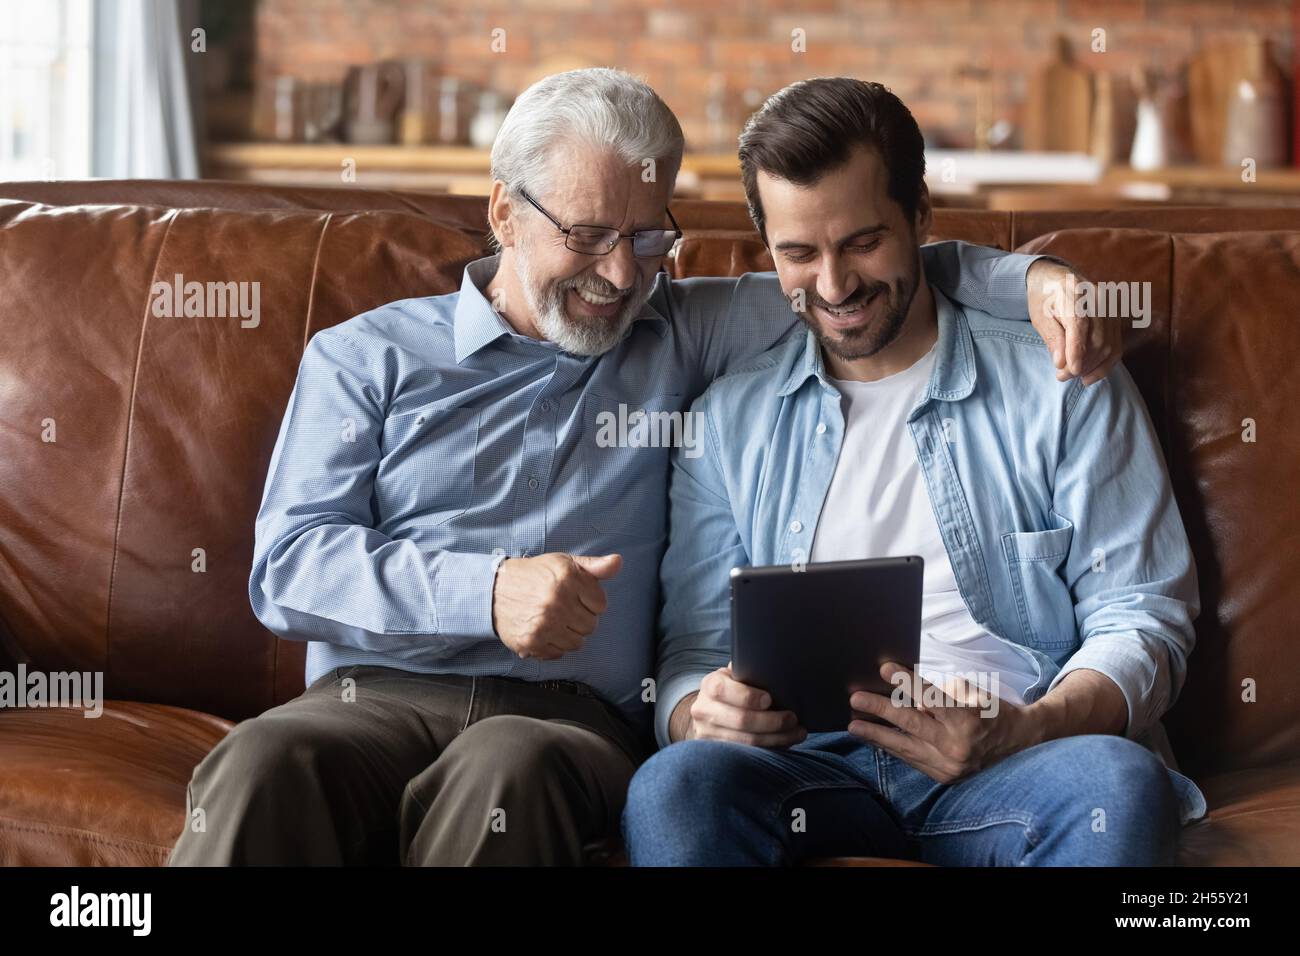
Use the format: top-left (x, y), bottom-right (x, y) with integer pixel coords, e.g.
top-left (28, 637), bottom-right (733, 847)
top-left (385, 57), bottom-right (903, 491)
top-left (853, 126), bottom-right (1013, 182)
top-left (490, 68), bottom-right (685, 209)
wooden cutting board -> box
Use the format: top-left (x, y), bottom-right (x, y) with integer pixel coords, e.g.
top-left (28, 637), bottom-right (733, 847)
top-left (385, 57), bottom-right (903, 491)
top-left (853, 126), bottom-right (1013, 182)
top-left (1024, 35), bottom-right (1092, 152)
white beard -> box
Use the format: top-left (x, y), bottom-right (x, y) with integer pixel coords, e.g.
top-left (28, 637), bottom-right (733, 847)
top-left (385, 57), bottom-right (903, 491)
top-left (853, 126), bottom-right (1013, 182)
top-left (513, 236), bottom-right (646, 356)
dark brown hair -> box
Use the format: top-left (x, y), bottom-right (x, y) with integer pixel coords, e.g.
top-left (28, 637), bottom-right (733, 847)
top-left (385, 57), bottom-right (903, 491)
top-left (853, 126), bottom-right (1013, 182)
top-left (738, 77), bottom-right (926, 244)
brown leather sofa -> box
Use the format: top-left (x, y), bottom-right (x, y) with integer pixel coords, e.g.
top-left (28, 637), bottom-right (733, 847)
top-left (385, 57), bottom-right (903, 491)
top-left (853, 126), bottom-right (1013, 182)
top-left (1, 180), bottom-right (1297, 866)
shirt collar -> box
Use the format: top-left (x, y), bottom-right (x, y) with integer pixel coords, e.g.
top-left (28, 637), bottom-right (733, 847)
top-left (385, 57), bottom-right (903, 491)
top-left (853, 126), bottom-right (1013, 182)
top-left (453, 255), bottom-right (514, 364)
top-left (452, 254), bottom-right (670, 364)
top-left (775, 325), bottom-right (835, 397)
top-left (915, 285), bottom-right (978, 415)
top-left (774, 285), bottom-right (977, 409)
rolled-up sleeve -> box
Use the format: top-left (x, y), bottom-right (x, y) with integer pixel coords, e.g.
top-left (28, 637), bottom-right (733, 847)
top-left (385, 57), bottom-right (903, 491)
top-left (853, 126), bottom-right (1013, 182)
top-left (249, 329), bottom-right (505, 662)
top-left (1045, 364), bottom-right (1200, 741)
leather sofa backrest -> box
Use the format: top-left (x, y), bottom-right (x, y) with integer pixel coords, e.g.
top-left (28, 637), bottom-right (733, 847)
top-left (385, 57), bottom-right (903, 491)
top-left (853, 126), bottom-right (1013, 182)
top-left (0, 184), bottom-right (1295, 780)
top-left (1018, 228), bottom-right (1300, 779)
top-left (0, 199), bottom-right (480, 719)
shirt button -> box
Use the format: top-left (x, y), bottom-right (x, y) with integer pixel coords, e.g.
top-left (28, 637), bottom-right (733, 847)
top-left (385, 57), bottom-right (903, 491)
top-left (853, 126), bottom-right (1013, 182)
top-left (790, 520), bottom-right (803, 533)
top-left (540, 400), bottom-right (552, 413)
top-left (815, 422), bottom-right (827, 435)
top-left (528, 477), bottom-right (539, 490)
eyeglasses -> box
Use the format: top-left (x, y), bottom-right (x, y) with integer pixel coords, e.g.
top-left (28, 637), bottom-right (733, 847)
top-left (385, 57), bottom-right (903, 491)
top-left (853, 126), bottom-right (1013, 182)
top-left (517, 188), bottom-right (681, 258)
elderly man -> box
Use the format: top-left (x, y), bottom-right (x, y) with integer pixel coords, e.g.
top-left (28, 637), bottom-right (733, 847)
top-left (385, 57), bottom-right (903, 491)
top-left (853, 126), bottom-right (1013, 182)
top-left (167, 68), bottom-right (1114, 866)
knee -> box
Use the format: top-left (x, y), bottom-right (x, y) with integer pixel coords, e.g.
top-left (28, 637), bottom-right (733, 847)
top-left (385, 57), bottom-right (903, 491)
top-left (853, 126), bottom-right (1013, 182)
top-left (623, 740), bottom-right (751, 828)
top-left (622, 740), bottom-right (778, 865)
top-left (1067, 736), bottom-right (1176, 815)
top-left (1039, 735), bottom-right (1179, 863)
top-left (194, 715), bottom-right (335, 796)
top-left (435, 715), bottom-right (577, 788)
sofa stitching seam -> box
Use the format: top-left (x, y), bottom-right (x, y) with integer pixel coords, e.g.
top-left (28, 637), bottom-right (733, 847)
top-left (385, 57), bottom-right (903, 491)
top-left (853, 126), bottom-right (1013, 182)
top-left (1187, 803), bottom-right (1300, 823)
top-left (0, 816), bottom-right (172, 852)
top-left (105, 208), bottom-right (181, 679)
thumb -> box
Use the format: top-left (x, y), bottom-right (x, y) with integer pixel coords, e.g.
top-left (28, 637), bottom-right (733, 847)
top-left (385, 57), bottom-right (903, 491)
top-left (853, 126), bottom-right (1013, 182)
top-left (1036, 302), bottom-right (1065, 368)
top-left (1032, 277), bottom-right (1067, 368)
top-left (571, 553), bottom-right (623, 580)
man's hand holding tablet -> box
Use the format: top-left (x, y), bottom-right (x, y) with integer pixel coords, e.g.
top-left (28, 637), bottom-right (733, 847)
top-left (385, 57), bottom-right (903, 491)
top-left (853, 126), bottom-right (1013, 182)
top-left (675, 664), bottom-right (807, 747)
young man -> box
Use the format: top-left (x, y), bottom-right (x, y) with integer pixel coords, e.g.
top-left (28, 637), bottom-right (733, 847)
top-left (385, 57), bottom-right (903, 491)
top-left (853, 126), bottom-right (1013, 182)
top-left (623, 77), bottom-right (1206, 866)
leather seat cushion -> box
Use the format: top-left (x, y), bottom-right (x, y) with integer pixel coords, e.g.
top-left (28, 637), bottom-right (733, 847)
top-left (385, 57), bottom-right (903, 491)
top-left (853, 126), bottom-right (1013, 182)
top-left (0, 701), bottom-right (231, 865)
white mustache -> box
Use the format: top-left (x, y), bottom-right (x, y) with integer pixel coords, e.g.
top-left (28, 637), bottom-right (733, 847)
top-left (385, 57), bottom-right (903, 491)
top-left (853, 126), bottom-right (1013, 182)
top-left (563, 277), bottom-right (631, 299)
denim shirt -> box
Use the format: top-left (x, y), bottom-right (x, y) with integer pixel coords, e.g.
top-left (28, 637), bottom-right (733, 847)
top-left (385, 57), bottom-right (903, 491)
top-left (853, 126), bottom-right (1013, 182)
top-left (656, 287), bottom-right (1208, 824)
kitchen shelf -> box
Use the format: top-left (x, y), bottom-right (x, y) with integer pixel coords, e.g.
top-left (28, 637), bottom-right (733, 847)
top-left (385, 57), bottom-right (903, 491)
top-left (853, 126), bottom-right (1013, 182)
top-left (203, 142), bottom-right (748, 199)
top-left (203, 142), bottom-right (1300, 207)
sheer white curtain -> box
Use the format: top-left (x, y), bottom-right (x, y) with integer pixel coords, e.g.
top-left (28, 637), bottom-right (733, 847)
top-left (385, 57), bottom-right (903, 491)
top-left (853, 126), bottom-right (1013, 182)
top-left (92, 0), bottom-right (201, 179)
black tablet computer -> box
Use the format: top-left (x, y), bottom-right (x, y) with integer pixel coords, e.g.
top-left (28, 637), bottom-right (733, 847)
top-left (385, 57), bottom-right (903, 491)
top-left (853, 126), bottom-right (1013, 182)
top-left (729, 556), bottom-right (924, 733)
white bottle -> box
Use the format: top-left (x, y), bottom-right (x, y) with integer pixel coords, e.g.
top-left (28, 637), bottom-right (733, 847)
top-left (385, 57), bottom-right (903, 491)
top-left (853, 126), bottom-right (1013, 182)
top-left (1130, 98), bottom-right (1167, 171)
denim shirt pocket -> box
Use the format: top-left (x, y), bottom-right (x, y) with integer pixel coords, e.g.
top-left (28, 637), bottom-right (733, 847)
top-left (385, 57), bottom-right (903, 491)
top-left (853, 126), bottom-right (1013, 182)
top-left (1000, 516), bottom-right (1076, 651)
top-left (377, 405), bottom-right (479, 526)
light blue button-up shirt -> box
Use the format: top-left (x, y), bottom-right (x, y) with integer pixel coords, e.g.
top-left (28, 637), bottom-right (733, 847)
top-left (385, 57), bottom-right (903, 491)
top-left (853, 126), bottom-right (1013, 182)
top-left (249, 243), bottom-right (1043, 738)
top-left (655, 287), bottom-right (1208, 823)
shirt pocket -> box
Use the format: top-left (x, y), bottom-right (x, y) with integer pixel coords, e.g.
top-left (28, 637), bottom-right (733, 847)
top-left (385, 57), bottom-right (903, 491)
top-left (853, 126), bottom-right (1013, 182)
top-left (1000, 516), bottom-right (1076, 651)
top-left (581, 391), bottom-right (683, 540)
top-left (377, 404), bottom-right (479, 526)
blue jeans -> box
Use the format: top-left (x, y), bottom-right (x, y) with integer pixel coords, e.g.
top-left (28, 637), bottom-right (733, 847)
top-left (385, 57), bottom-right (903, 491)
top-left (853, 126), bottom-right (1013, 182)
top-left (621, 732), bottom-right (1182, 866)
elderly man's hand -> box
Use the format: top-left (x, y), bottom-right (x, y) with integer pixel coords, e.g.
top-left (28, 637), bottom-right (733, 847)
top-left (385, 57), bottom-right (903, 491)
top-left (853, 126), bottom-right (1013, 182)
top-left (1026, 259), bottom-right (1123, 387)
top-left (491, 552), bottom-right (621, 660)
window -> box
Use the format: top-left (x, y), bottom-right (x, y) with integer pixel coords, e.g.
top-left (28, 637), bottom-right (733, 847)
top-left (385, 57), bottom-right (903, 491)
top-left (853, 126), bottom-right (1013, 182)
top-left (0, 0), bottom-right (92, 180)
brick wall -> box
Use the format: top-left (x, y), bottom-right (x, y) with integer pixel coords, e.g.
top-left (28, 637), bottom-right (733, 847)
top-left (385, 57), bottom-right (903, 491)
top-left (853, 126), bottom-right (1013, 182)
top-left (252, 0), bottom-right (1295, 150)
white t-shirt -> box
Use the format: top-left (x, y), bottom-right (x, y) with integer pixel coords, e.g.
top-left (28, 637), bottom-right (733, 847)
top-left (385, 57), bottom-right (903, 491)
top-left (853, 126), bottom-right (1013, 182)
top-left (808, 342), bottom-right (1039, 706)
